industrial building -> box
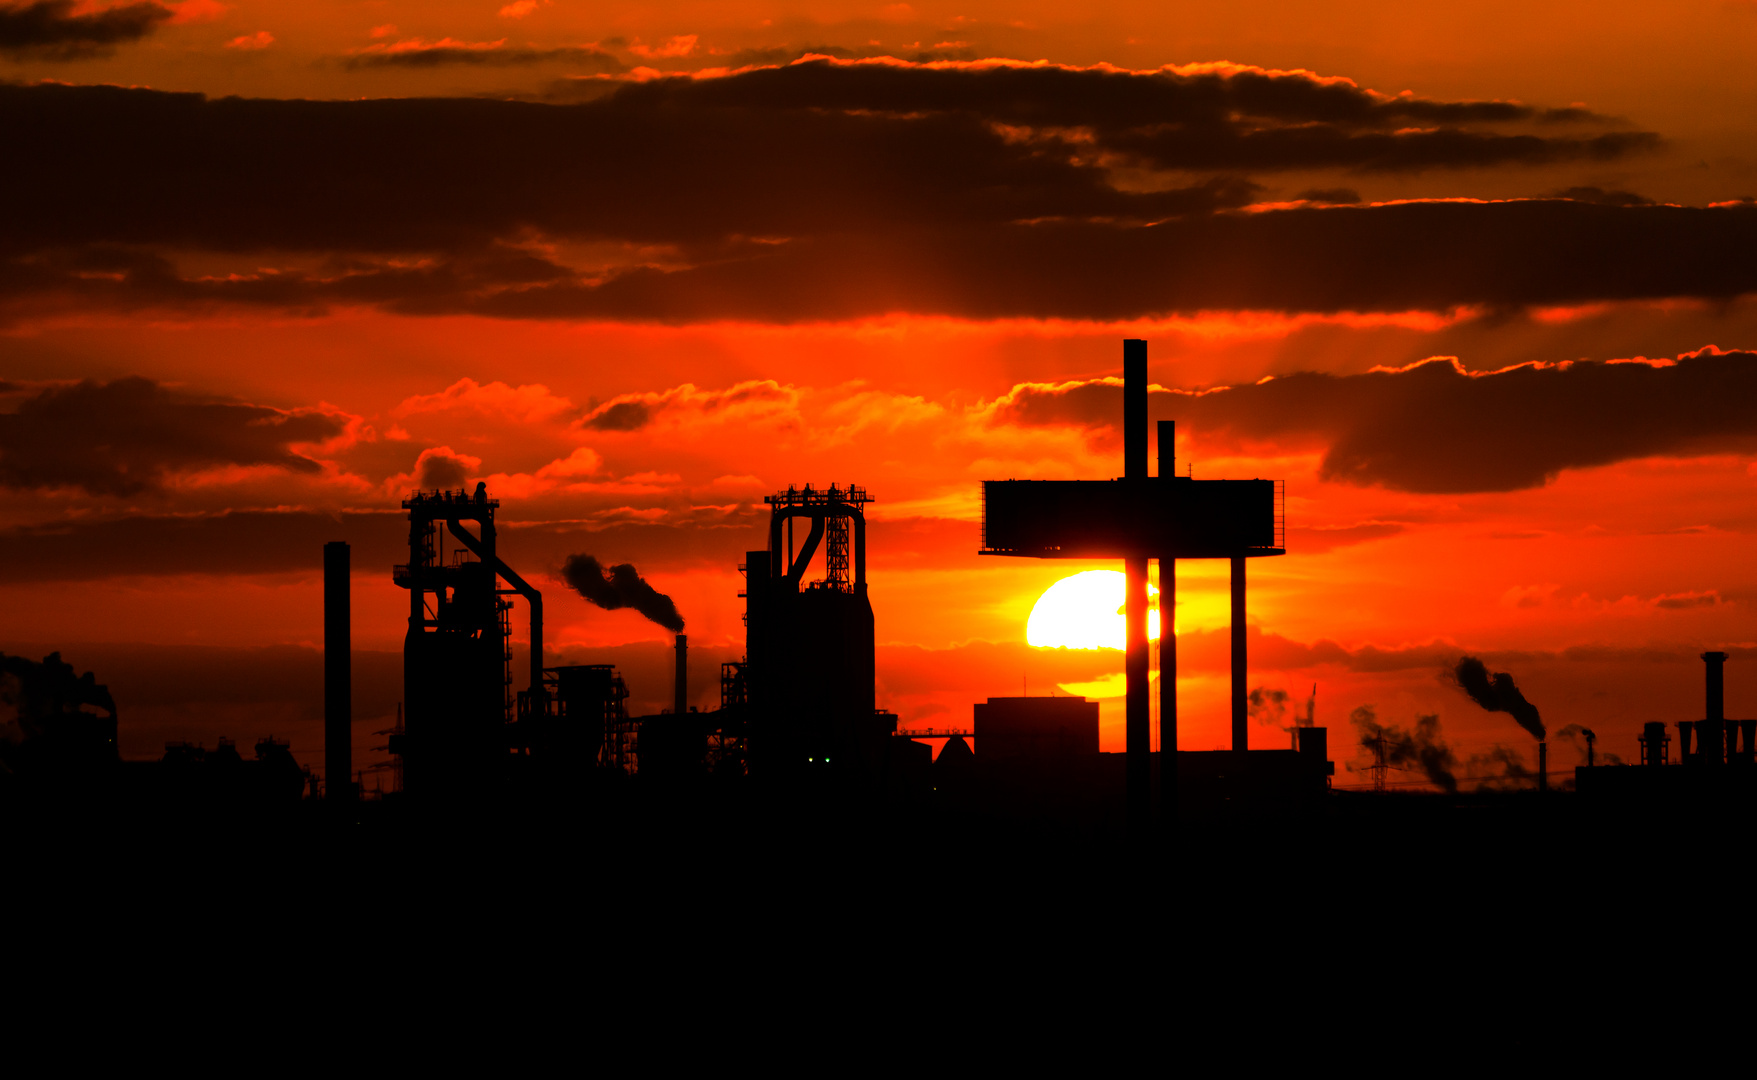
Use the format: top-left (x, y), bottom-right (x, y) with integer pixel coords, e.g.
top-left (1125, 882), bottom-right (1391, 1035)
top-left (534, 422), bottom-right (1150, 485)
top-left (740, 483), bottom-right (893, 787)
top-left (380, 478), bottom-right (894, 799)
top-left (371, 344), bottom-right (1333, 819)
top-left (387, 483), bottom-right (644, 801)
top-left (1577, 651), bottom-right (1757, 800)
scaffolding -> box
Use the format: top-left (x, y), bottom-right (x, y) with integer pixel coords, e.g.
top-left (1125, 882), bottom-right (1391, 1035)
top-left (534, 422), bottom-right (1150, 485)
top-left (1364, 730), bottom-right (1389, 793)
top-left (710, 661), bottom-right (749, 775)
top-left (764, 483), bottom-right (872, 591)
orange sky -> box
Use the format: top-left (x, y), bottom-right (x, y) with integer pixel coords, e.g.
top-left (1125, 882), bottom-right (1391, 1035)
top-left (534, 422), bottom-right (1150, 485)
top-left (6, 1), bottom-right (1757, 786)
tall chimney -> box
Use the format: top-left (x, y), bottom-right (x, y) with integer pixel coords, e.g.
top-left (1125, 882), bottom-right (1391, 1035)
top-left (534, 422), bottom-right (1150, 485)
top-left (674, 633), bottom-right (688, 717)
top-left (1537, 740), bottom-right (1547, 793)
top-left (1703, 651), bottom-right (1727, 765)
top-left (324, 541), bottom-right (352, 802)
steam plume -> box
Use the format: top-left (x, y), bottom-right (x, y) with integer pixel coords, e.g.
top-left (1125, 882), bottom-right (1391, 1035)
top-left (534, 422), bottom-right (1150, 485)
top-left (561, 555), bottom-right (685, 632)
top-left (1452, 656), bottom-right (1544, 741)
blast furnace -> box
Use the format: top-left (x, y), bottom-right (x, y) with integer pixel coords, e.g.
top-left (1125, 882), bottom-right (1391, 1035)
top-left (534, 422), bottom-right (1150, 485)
top-left (742, 484), bottom-right (891, 784)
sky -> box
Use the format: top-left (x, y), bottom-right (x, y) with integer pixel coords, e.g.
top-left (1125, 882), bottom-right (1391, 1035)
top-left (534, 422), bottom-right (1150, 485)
top-left (5, 0), bottom-right (1757, 787)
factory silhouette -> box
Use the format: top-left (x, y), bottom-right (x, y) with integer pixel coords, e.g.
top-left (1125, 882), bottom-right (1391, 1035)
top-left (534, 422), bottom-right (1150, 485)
top-left (6, 340), bottom-right (1756, 837)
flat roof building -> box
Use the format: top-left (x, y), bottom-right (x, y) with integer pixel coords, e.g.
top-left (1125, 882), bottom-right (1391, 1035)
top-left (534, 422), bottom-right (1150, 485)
top-left (973, 696), bottom-right (1100, 760)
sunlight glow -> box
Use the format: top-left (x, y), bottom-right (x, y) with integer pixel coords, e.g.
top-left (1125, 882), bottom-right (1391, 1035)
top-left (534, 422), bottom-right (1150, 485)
top-left (1026, 570), bottom-right (1161, 649)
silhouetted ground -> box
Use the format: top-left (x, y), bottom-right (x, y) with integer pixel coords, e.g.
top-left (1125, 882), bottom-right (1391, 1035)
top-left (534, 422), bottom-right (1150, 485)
top-left (12, 781), bottom-right (1723, 925)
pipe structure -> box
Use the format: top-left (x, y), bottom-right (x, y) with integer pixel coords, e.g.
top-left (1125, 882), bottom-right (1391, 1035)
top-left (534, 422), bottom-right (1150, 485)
top-left (767, 503), bottom-right (866, 587)
top-left (324, 541), bottom-right (352, 802)
top-left (446, 519), bottom-right (542, 697)
top-left (1157, 418), bottom-right (1176, 824)
top-left (1122, 340), bottom-right (1150, 832)
top-left (675, 634), bottom-right (688, 717)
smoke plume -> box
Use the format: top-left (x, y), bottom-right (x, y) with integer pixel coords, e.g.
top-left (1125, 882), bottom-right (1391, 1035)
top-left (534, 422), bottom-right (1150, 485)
top-left (1350, 705), bottom-right (1459, 793)
top-left (1556, 723), bottom-right (1619, 765)
top-left (1465, 746), bottom-right (1533, 791)
top-left (1248, 687), bottom-right (1290, 727)
top-left (1251, 684), bottom-right (1317, 738)
top-left (1452, 656), bottom-right (1545, 741)
top-left (561, 555), bottom-right (685, 632)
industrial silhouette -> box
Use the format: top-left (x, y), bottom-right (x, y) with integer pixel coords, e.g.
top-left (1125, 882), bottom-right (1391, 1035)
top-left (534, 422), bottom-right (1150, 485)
top-left (979, 338), bottom-right (1313, 827)
top-left (7, 340), bottom-right (1753, 843)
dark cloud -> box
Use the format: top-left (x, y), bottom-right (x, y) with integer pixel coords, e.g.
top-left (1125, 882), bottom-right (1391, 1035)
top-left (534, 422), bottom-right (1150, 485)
top-left (0, 81), bottom-right (1257, 256)
top-left (9, 200), bottom-right (1757, 322)
top-left (1109, 125), bottom-right (1655, 174)
top-left (0, 64), bottom-right (1683, 323)
top-left (582, 401), bottom-right (652, 432)
top-left (0, 509), bottom-right (767, 583)
top-left (0, 510), bottom-right (405, 582)
top-left (0, 0), bottom-right (170, 59)
top-left (1550, 185), bottom-right (1653, 206)
top-left (1297, 188), bottom-right (1359, 205)
top-left (341, 45), bottom-right (626, 71)
top-left (638, 59), bottom-right (1620, 134)
top-left (995, 348), bottom-right (1757, 493)
top-left (0, 377), bottom-right (344, 496)
top-left (628, 59), bottom-right (1645, 173)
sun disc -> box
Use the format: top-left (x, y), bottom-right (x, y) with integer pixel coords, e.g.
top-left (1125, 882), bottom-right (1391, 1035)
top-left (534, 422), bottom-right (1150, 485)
top-left (1026, 569), bottom-right (1161, 649)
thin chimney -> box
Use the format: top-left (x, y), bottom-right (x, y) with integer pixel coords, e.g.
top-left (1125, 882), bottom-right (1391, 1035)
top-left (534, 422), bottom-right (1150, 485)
top-left (1703, 651), bottom-right (1728, 765)
top-left (324, 541), bottom-right (352, 802)
top-left (674, 633), bottom-right (688, 717)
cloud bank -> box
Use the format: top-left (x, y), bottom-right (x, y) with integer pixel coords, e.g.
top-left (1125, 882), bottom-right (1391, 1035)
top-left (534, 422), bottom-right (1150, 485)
top-left (0, 61), bottom-right (1713, 324)
top-left (993, 348), bottom-right (1757, 492)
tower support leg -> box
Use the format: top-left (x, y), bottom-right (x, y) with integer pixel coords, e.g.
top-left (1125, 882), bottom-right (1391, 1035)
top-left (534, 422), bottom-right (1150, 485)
top-left (1159, 556), bottom-right (1176, 826)
top-left (1126, 555), bottom-right (1150, 833)
top-left (1231, 555), bottom-right (1246, 752)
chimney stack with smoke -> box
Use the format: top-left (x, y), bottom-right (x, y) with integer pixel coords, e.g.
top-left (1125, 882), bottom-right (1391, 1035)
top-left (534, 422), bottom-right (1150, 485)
top-left (561, 555), bottom-right (685, 633)
top-left (675, 634), bottom-right (687, 717)
top-left (1453, 656), bottom-right (1546, 792)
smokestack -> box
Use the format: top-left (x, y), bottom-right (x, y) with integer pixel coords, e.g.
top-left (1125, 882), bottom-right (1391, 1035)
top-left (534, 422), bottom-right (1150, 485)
top-left (1703, 651), bottom-right (1727, 765)
top-left (324, 541), bottom-right (351, 802)
top-left (674, 634), bottom-right (687, 717)
top-left (1537, 740), bottom-right (1547, 793)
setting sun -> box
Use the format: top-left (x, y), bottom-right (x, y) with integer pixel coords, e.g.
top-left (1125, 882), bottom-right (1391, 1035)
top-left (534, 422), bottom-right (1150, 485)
top-left (1026, 570), bottom-right (1162, 650)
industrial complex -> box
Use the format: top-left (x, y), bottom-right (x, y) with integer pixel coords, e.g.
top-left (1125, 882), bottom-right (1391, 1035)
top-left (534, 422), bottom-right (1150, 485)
top-left (5, 340), bottom-right (1755, 835)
